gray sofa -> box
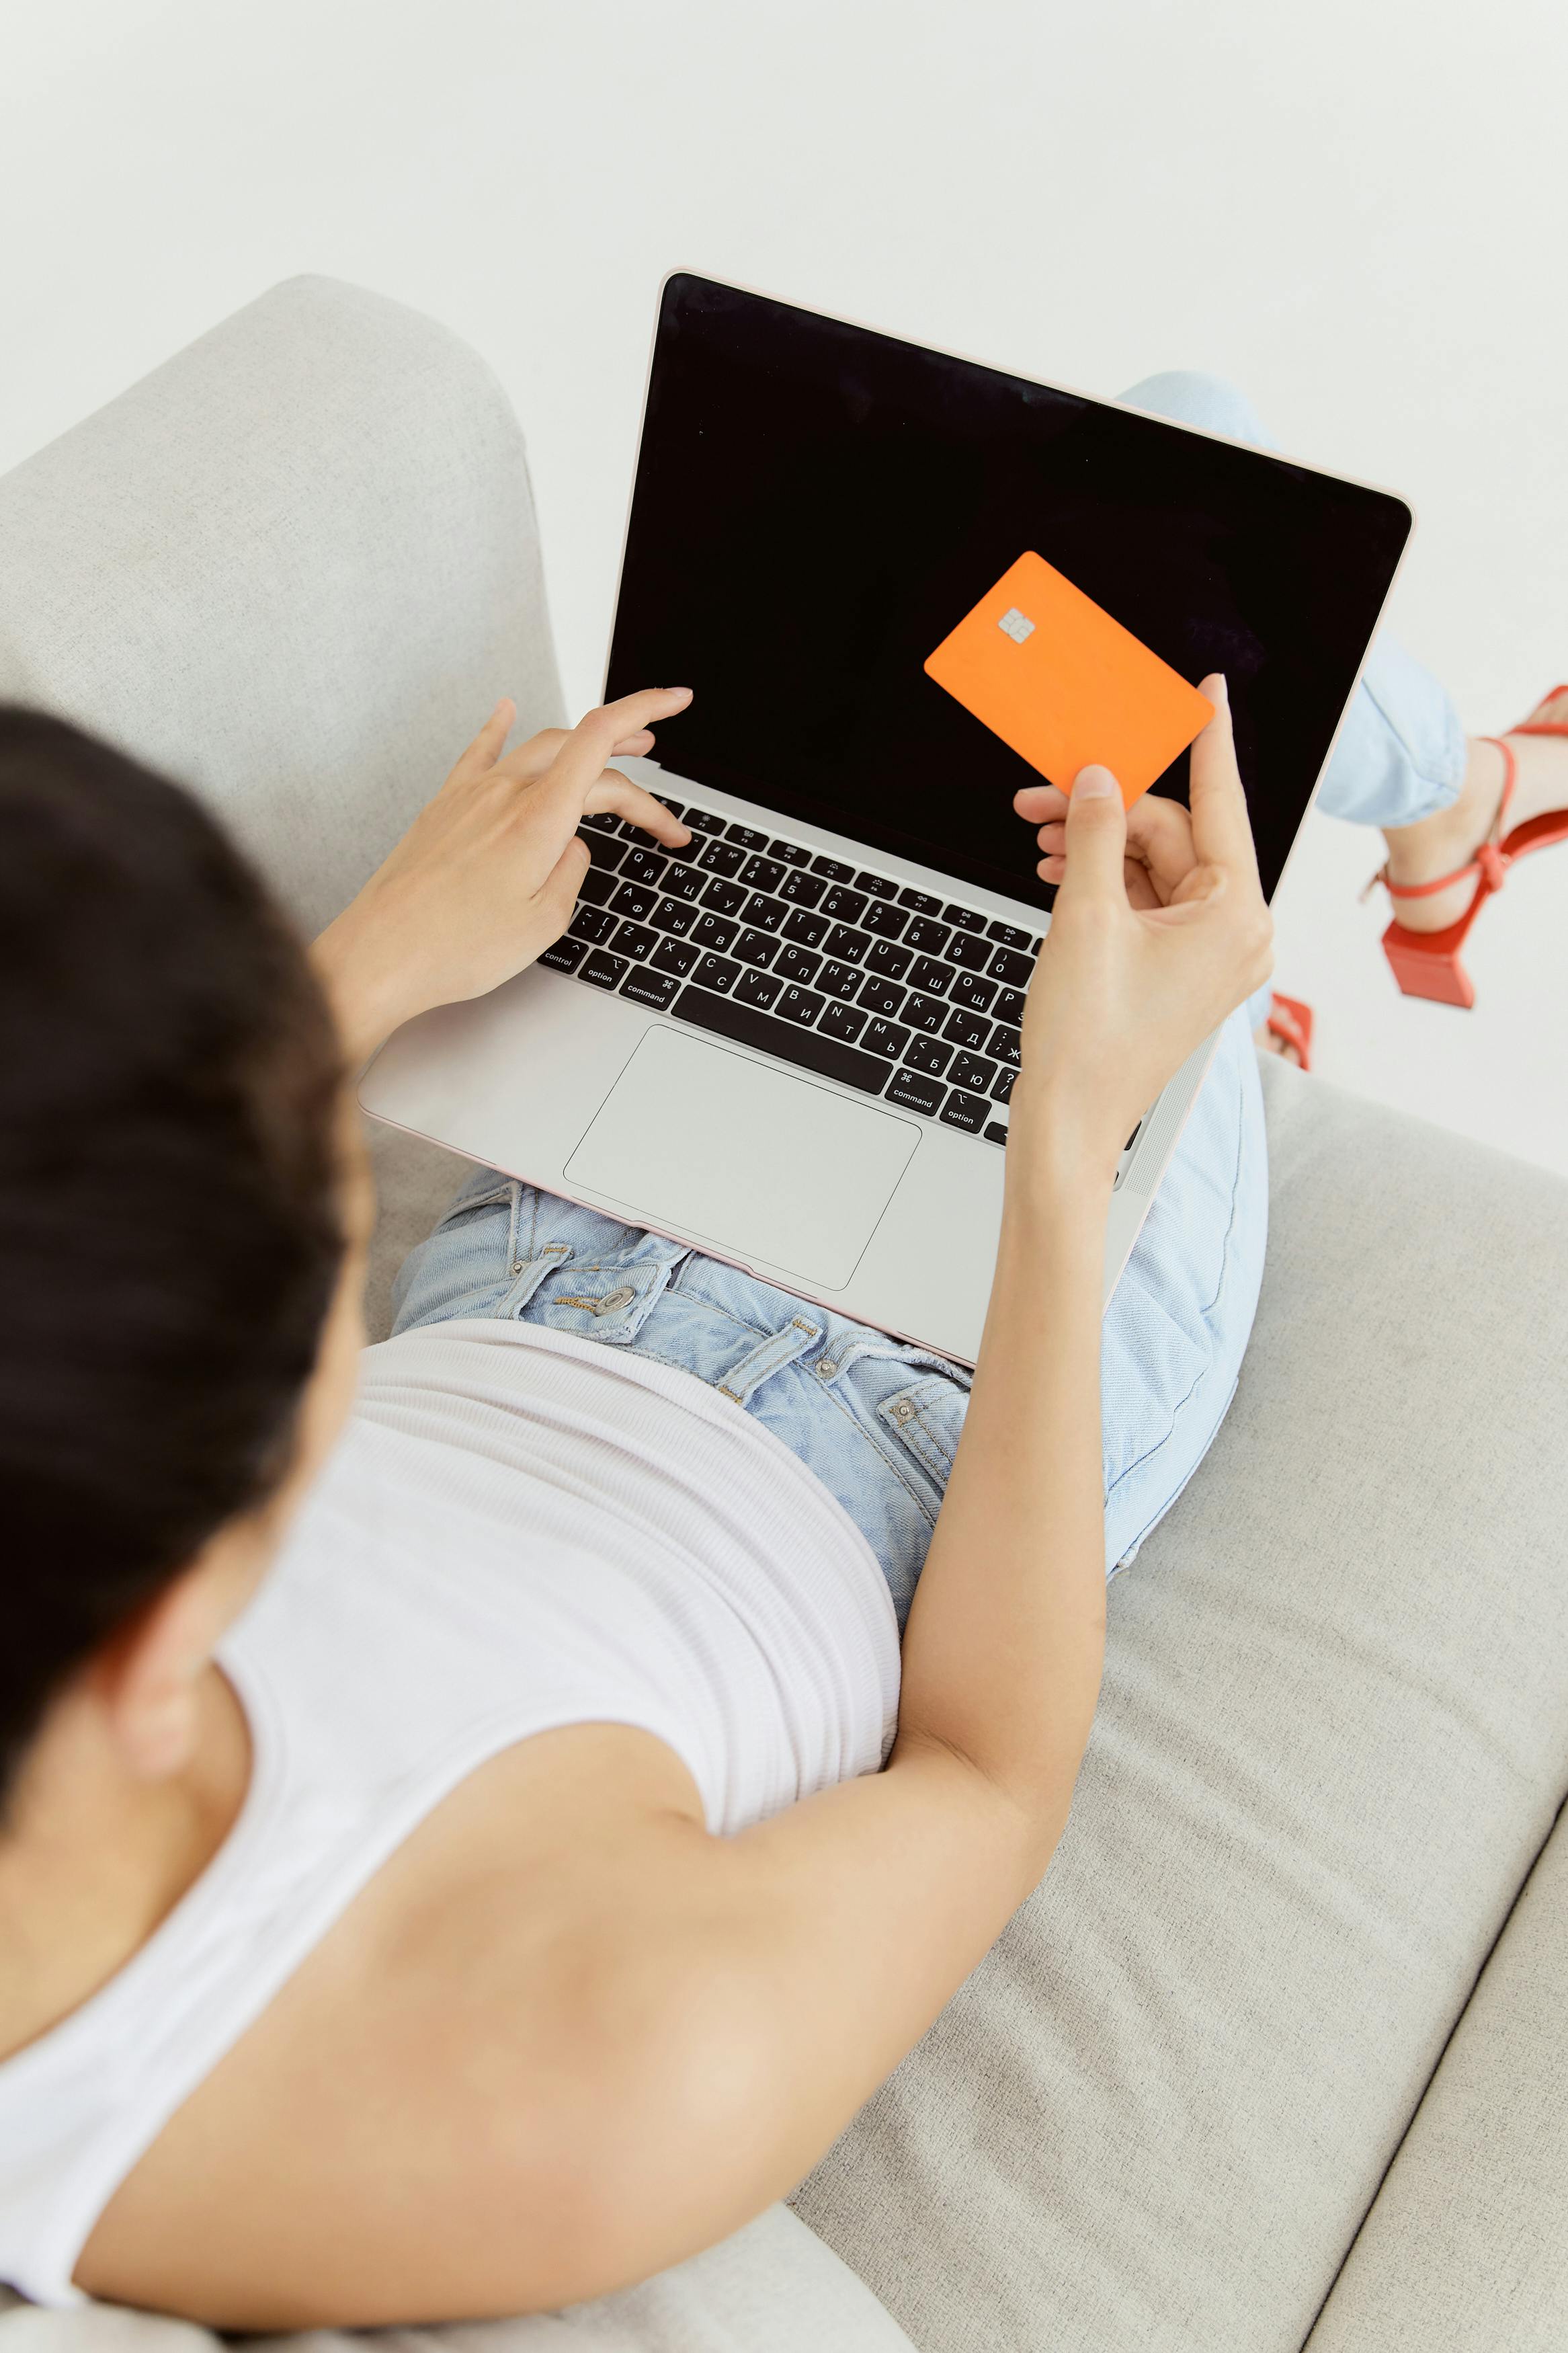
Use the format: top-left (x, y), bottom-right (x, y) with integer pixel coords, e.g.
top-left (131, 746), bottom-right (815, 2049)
top-left (1, 277), bottom-right (1564, 2353)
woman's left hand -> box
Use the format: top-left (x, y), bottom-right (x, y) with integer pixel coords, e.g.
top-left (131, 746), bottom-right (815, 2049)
top-left (314, 688), bottom-right (692, 1060)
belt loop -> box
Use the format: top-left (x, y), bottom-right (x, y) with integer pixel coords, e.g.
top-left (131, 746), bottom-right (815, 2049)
top-left (714, 1314), bottom-right (824, 1406)
top-left (503, 1240), bottom-right (573, 1313)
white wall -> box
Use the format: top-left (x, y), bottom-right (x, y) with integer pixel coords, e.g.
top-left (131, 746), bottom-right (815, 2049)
top-left (4, 0), bottom-right (1566, 1164)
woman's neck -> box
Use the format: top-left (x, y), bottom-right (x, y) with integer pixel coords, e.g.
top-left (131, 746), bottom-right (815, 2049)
top-left (0, 1666), bottom-right (251, 2063)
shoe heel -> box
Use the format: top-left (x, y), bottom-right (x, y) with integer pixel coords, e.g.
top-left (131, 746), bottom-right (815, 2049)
top-left (1381, 921), bottom-right (1476, 1008)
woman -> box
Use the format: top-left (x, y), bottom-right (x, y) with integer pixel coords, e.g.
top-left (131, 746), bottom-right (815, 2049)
top-left (1, 372), bottom-right (1562, 2326)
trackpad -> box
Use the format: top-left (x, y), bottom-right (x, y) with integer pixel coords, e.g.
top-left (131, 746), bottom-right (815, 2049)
top-left (564, 1028), bottom-right (919, 1289)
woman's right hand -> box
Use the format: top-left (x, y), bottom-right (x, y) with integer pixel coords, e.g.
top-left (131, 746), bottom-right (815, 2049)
top-left (1006, 676), bottom-right (1274, 1182)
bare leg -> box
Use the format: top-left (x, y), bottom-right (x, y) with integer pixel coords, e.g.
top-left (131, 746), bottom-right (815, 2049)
top-left (1377, 688), bottom-right (1568, 932)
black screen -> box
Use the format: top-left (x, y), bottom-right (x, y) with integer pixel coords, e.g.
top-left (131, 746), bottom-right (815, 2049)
top-left (606, 276), bottom-right (1412, 911)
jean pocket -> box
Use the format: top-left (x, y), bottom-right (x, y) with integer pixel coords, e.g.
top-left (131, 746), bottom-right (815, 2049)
top-left (875, 1373), bottom-right (967, 1492)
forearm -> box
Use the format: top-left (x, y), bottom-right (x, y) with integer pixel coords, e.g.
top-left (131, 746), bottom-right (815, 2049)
top-left (891, 1105), bottom-right (1116, 1844)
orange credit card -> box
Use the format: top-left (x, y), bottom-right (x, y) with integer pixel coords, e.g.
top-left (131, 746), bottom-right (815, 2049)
top-left (923, 551), bottom-right (1214, 807)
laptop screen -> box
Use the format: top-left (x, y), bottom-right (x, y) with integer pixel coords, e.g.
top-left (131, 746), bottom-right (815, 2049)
top-left (606, 274), bottom-right (1412, 913)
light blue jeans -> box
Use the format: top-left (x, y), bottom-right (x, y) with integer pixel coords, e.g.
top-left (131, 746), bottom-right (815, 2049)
top-left (392, 376), bottom-right (1462, 1629)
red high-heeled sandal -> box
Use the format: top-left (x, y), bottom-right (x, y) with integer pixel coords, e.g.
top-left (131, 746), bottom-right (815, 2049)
top-left (1265, 992), bottom-right (1313, 1070)
top-left (1366, 687), bottom-right (1568, 1008)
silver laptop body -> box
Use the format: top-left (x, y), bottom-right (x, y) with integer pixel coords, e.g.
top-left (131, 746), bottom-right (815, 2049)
top-left (360, 277), bottom-right (1409, 1363)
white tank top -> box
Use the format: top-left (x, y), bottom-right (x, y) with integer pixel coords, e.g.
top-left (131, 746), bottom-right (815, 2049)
top-left (0, 1318), bottom-right (900, 2306)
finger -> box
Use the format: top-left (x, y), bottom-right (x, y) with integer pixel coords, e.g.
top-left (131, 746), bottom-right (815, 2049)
top-left (492, 727), bottom-right (569, 784)
top-left (450, 696), bottom-right (517, 784)
top-left (1014, 782), bottom-right (1070, 824)
top-left (542, 688), bottom-right (693, 807)
top-left (1186, 676), bottom-right (1262, 884)
top-left (1037, 850), bottom-right (1162, 910)
top-left (581, 769), bottom-right (692, 847)
top-left (1055, 764), bottom-right (1130, 905)
top-left (610, 730), bottom-right (657, 757)
top-left (533, 834), bottom-right (592, 938)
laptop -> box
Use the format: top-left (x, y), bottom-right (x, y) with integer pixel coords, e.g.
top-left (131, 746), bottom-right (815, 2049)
top-left (360, 274), bottom-right (1412, 1364)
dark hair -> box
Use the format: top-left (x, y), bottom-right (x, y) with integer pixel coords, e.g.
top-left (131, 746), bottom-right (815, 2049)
top-left (0, 709), bottom-right (345, 1798)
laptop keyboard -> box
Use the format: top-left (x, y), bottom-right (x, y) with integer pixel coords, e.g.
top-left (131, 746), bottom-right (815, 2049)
top-left (541, 799), bottom-right (1043, 1148)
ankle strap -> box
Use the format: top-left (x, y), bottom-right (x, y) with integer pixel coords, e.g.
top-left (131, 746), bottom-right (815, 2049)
top-left (1364, 737), bottom-right (1517, 901)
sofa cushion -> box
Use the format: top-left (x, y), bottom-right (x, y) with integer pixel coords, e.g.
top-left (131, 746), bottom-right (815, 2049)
top-left (795, 1056), bottom-right (1568, 2352)
top-left (1304, 1795), bottom-right (1568, 2350)
top-left (0, 273), bottom-right (565, 941)
top-left (0, 2207), bottom-right (917, 2353)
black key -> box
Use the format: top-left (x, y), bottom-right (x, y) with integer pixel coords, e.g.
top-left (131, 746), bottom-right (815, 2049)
top-left (581, 949), bottom-right (629, 991)
top-left (943, 903), bottom-right (987, 932)
top-left (1031, 936), bottom-right (1046, 957)
top-left (769, 838), bottom-right (813, 866)
top-left (620, 845), bottom-right (667, 888)
top-left (651, 895), bottom-right (698, 936)
top-left (671, 984), bottom-right (889, 1093)
top-left (903, 916), bottom-right (951, 956)
top-left (725, 821), bottom-right (770, 849)
top-left (569, 905), bottom-right (618, 946)
top-left (653, 798), bottom-right (686, 822)
top-left (989, 945), bottom-right (1034, 988)
top-left (614, 817), bottom-right (647, 840)
top-left (610, 881), bottom-right (657, 922)
top-left (651, 936), bottom-right (700, 978)
top-left (903, 1035), bottom-right (952, 1078)
top-left (779, 869), bottom-right (827, 908)
top-left (740, 854), bottom-right (786, 894)
top-left (897, 887), bottom-right (944, 915)
top-left (743, 892), bottom-right (788, 932)
top-left (944, 930), bottom-right (992, 972)
top-left (538, 936), bottom-right (587, 974)
top-left (821, 885), bottom-right (869, 924)
top-left (949, 969), bottom-right (996, 1013)
top-left (690, 911), bottom-right (738, 953)
top-left (1125, 1119), bottom-right (1144, 1154)
top-left (583, 832), bottom-right (625, 872)
top-left (991, 1067), bottom-right (1016, 1104)
top-left (621, 965), bottom-right (679, 1011)
top-left (942, 1005), bottom-right (992, 1053)
top-left (994, 987), bottom-right (1026, 1027)
top-left (986, 918), bottom-right (1032, 949)
top-left (577, 866), bottom-right (618, 907)
top-left (886, 1068), bottom-right (945, 1117)
top-left (782, 906), bottom-right (829, 949)
top-left (810, 853), bottom-right (857, 881)
top-left (693, 952), bottom-right (741, 994)
top-left (684, 806), bottom-right (725, 834)
top-left (580, 810), bottom-right (620, 834)
top-left (940, 1090), bottom-right (989, 1134)
top-left (698, 838), bottom-right (747, 877)
top-left (951, 1051), bottom-right (997, 1094)
top-left (989, 1023), bottom-right (1022, 1069)
top-left (985, 1121), bottom-right (1010, 1146)
top-left (732, 928), bottom-right (777, 968)
top-left (858, 974), bottom-right (906, 1020)
top-left (702, 875), bottom-right (749, 917)
top-left (733, 966), bottom-right (784, 1010)
top-left (774, 943), bottom-right (822, 987)
top-left (819, 1000), bottom-right (868, 1044)
top-left (777, 984), bottom-right (825, 1027)
top-left (905, 993), bottom-right (949, 1033)
top-left (611, 921), bottom-right (659, 961)
top-left (862, 1018), bottom-right (911, 1061)
top-left (856, 871), bottom-right (897, 900)
top-left (906, 956), bottom-right (952, 998)
top-left (663, 863), bottom-right (706, 901)
top-left (823, 924), bottom-right (868, 963)
top-left (862, 900), bottom-right (908, 941)
top-left (818, 959), bottom-right (861, 1000)
top-left (863, 937), bottom-right (912, 981)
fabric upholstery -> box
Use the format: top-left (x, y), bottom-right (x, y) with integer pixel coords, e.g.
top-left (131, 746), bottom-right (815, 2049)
top-left (795, 1054), bottom-right (1568, 2352)
top-left (1304, 1797), bottom-right (1568, 2350)
top-left (0, 2206), bottom-right (919, 2352)
top-left (0, 272), bottom-right (556, 1331)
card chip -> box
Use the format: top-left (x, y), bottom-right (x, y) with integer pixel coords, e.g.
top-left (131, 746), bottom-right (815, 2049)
top-left (997, 606), bottom-right (1035, 645)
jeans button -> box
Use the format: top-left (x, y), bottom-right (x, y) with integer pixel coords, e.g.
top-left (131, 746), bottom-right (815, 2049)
top-left (595, 1284), bottom-right (637, 1315)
